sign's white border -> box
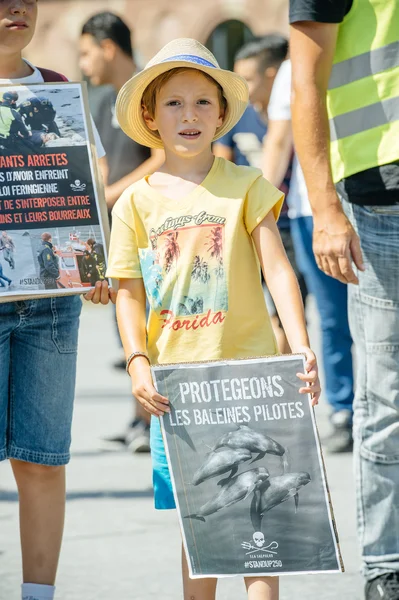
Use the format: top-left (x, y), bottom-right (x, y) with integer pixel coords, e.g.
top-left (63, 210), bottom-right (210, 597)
top-left (153, 354), bottom-right (343, 579)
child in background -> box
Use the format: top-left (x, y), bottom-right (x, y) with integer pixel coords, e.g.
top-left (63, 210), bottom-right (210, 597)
top-left (106, 38), bottom-right (321, 600)
top-left (0, 2), bottom-right (115, 600)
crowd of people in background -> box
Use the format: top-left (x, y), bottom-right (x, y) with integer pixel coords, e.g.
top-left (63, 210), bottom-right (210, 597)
top-left (81, 15), bottom-right (354, 456)
top-left (81, 9), bottom-right (398, 600)
top-left (79, 12), bottom-right (165, 453)
top-left (1, 1), bottom-right (398, 599)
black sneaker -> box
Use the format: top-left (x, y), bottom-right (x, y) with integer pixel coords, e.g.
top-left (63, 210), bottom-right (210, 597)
top-left (324, 409), bottom-right (353, 454)
top-left (126, 419), bottom-right (151, 453)
top-left (366, 573), bottom-right (399, 600)
top-left (113, 357), bottom-right (126, 371)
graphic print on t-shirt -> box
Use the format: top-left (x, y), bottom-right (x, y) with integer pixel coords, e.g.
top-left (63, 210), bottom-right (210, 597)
top-left (139, 216), bottom-right (228, 327)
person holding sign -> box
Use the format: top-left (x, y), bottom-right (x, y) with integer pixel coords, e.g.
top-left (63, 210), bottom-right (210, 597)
top-left (106, 38), bottom-right (321, 599)
top-left (0, 2), bottom-right (115, 600)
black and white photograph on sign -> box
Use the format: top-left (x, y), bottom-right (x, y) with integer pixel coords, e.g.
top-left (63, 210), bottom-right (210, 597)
top-left (0, 86), bottom-right (88, 153)
top-left (152, 356), bottom-right (343, 579)
top-left (0, 82), bottom-right (108, 300)
top-left (0, 226), bottom-right (106, 292)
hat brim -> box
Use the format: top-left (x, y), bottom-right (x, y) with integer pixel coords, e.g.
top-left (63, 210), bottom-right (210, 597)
top-left (116, 61), bottom-right (249, 149)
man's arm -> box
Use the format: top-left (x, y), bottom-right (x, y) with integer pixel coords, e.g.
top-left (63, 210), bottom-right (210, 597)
top-left (103, 148), bottom-right (164, 210)
top-left (290, 22), bottom-right (364, 284)
top-left (262, 119), bottom-right (293, 187)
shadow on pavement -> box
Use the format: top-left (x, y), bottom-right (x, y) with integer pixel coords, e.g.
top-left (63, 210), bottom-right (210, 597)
top-left (0, 489), bottom-right (153, 502)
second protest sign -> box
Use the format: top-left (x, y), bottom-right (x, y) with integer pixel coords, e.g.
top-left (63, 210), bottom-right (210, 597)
top-left (153, 355), bottom-right (343, 578)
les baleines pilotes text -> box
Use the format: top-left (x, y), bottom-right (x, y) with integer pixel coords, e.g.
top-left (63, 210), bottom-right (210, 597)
top-left (167, 375), bottom-right (305, 427)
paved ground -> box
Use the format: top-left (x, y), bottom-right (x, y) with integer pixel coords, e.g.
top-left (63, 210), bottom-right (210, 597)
top-left (0, 299), bottom-right (363, 599)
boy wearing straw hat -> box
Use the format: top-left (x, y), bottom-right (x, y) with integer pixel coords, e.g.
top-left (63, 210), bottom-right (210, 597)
top-left (0, 2), bottom-right (116, 600)
top-left (106, 38), bottom-right (320, 599)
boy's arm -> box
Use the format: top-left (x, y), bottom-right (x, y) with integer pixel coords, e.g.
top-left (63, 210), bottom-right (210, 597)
top-left (252, 212), bottom-right (320, 403)
top-left (117, 278), bottom-right (169, 416)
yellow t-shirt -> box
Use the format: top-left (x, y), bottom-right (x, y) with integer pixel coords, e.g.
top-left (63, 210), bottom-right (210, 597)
top-left (106, 157), bottom-right (284, 365)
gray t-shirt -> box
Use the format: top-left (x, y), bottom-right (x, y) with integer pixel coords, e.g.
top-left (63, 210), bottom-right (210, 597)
top-left (88, 84), bottom-right (151, 186)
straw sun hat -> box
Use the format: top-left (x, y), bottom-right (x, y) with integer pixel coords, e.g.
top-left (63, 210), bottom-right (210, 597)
top-left (116, 38), bottom-right (249, 149)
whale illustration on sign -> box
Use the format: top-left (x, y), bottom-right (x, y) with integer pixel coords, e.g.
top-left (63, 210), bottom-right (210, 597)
top-left (192, 447), bottom-right (252, 485)
top-left (213, 425), bottom-right (286, 463)
top-left (185, 467), bottom-right (270, 522)
top-left (250, 472), bottom-right (311, 530)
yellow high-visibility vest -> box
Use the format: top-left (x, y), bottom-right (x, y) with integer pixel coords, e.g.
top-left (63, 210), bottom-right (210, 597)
top-left (327, 0), bottom-right (399, 183)
top-left (0, 106), bottom-right (14, 139)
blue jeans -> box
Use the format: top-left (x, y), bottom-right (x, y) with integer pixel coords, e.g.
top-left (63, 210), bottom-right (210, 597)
top-left (343, 200), bottom-right (399, 581)
top-left (290, 216), bottom-right (354, 414)
top-left (0, 296), bottom-right (82, 465)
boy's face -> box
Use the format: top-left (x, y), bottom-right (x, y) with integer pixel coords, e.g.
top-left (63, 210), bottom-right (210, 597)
top-left (0, 0), bottom-right (37, 57)
top-left (144, 70), bottom-right (225, 158)
top-left (234, 57), bottom-right (274, 108)
top-left (79, 34), bottom-right (112, 86)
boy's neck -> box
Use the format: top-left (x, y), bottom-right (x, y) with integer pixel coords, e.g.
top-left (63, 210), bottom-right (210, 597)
top-left (0, 54), bottom-right (33, 79)
top-left (161, 149), bottom-right (215, 183)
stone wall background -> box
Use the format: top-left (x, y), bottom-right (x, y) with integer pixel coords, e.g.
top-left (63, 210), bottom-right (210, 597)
top-left (25, 0), bottom-right (289, 77)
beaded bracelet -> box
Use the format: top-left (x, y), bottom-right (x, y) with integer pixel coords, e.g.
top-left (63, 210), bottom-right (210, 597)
top-left (126, 351), bottom-right (151, 374)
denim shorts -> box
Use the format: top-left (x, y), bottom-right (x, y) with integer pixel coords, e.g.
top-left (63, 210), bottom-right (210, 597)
top-left (150, 415), bottom-right (176, 509)
top-left (0, 295), bottom-right (82, 466)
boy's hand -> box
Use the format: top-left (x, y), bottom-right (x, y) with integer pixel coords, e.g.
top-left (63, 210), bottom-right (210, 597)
top-left (84, 280), bottom-right (117, 305)
top-left (294, 346), bottom-right (321, 406)
top-left (129, 357), bottom-right (170, 417)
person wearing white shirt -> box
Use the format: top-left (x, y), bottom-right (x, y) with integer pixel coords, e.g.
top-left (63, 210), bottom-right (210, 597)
top-left (263, 59), bottom-right (354, 454)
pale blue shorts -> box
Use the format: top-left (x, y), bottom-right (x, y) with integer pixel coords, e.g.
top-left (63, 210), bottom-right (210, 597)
top-left (150, 415), bottom-right (176, 509)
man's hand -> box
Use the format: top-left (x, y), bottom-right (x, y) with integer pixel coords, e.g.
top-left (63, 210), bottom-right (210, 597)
top-left (312, 202), bottom-right (365, 285)
top-left (84, 280), bottom-right (117, 304)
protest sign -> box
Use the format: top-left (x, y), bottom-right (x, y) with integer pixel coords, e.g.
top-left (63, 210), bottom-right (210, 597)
top-left (153, 355), bottom-right (344, 578)
top-left (0, 82), bottom-right (109, 301)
